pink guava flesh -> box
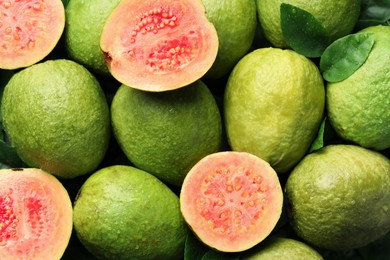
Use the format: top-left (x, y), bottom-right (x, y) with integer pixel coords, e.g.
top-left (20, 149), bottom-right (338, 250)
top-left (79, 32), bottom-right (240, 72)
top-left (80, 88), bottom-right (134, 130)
top-left (0, 0), bottom-right (65, 69)
top-left (0, 168), bottom-right (73, 259)
top-left (100, 0), bottom-right (218, 91)
top-left (180, 152), bottom-right (283, 252)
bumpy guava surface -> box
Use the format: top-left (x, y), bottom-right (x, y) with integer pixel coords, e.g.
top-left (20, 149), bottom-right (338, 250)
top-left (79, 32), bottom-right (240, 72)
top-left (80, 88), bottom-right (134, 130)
top-left (73, 165), bottom-right (189, 260)
top-left (111, 80), bottom-right (222, 186)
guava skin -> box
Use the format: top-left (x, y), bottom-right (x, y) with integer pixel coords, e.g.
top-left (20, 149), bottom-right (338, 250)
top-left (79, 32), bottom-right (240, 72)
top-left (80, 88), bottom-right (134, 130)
top-left (73, 165), bottom-right (188, 260)
top-left (224, 48), bottom-right (325, 174)
top-left (1, 59), bottom-right (111, 179)
top-left (285, 145), bottom-right (390, 250)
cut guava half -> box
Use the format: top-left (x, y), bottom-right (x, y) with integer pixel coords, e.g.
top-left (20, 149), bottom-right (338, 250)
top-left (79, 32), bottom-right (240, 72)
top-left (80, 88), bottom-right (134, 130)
top-left (0, 168), bottom-right (73, 260)
top-left (180, 151), bottom-right (283, 252)
top-left (100, 0), bottom-right (219, 92)
top-left (0, 0), bottom-right (65, 69)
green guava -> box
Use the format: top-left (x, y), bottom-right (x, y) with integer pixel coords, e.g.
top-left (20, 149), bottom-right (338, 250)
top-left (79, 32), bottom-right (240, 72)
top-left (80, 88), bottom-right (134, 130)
top-left (1, 59), bottom-right (111, 179)
top-left (64, 0), bottom-right (122, 74)
top-left (0, 168), bottom-right (73, 259)
top-left (224, 48), bottom-right (325, 174)
top-left (256, 0), bottom-right (361, 48)
top-left (285, 144), bottom-right (390, 250)
top-left (326, 25), bottom-right (390, 150)
top-left (0, 0), bottom-right (65, 69)
top-left (242, 237), bottom-right (323, 259)
top-left (201, 0), bottom-right (257, 79)
top-left (180, 151), bottom-right (283, 252)
top-left (100, 0), bottom-right (219, 91)
top-left (73, 165), bottom-right (189, 260)
top-left (110, 80), bottom-right (222, 186)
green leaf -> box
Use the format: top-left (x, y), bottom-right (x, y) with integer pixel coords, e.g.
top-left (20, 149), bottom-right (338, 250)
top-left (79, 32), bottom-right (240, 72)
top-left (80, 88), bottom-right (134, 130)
top-left (309, 118), bottom-right (326, 153)
top-left (280, 3), bottom-right (331, 58)
top-left (309, 117), bottom-right (341, 153)
top-left (320, 33), bottom-right (375, 83)
top-left (184, 232), bottom-right (209, 260)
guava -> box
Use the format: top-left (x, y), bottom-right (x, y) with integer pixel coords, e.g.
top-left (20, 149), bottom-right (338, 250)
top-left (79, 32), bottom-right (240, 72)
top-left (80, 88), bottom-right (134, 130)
top-left (0, 0), bottom-right (65, 69)
top-left (201, 0), bottom-right (257, 79)
top-left (256, 0), bottom-right (361, 48)
top-left (100, 0), bottom-right (219, 92)
top-left (326, 25), bottom-right (390, 150)
top-left (1, 59), bottom-right (111, 179)
top-left (224, 48), bottom-right (325, 174)
top-left (73, 165), bottom-right (189, 260)
top-left (64, 0), bottom-right (122, 74)
top-left (110, 80), bottom-right (222, 186)
top-left (242, 237), bottom-right (324, 259)
top-left (285, 144), bottom-right (390, 250)
top-left (180, 151), bottom-right (283, 252)
top-left (0, 168), bottom-right (73, 260)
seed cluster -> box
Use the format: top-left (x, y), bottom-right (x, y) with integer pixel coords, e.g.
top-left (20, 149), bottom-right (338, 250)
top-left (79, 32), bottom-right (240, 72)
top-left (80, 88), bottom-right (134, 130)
top-left (196, 167), bottom-right (268, 235)
top-left (124, 6), bottom-right (199, 73)
top-left (0, 189), bottom-right (19, 246)
top-left (132, 7), bottom-right (178, 39)
top-left (0, 0), bottom-right (46, 53)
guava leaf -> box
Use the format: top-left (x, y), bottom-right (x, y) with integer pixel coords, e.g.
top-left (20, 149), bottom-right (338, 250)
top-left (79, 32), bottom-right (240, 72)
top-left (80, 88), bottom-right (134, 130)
top-left (280, 3), bottom-right (331, 58)
top-left (200, 250), bottom-right (240, 260)
top-left (309, 118), bottom-right (326, 152)
top-left (320, 33), bottom-right (375, 83)
top-left (309, 117), bottom-right (342, 153)
top-left (61, 0), bottom-right (70, 7)
top-left (184, 232), bottom-right (209, 260)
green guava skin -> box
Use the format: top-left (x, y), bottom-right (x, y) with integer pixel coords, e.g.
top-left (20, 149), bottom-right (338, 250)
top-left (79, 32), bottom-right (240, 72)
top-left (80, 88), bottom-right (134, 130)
top-left (224, 48), bottom-right (325, 174)
top-left (73, 165), bottom-right (188, 260)
top-left (256, 0), bottom-right (361, 48)
top-left (326, 25), bottom-right (390, 150)
top-left (242, 237), bottom-right (323, 259)
top-left (202, 0), bottom-right (257, 79)
top-left (64, 0), bottom-right (121, 74)
top-left (285, 144), bottom-right (390, 250)
top-left (111, 80), bottom-right (222, 186)
top-left (1, 59), bottom-right (110, 179)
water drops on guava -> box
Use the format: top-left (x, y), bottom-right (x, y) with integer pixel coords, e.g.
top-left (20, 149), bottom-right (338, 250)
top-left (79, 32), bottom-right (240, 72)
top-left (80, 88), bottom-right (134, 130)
top-left (73, 165), bottom-right (188, 259)
top-left (1, 59), bottom-right (111, 179)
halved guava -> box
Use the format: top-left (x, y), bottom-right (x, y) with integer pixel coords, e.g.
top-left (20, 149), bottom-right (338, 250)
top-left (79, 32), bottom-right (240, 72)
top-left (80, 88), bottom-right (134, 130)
top-left (180, 151), bottom-right (283, 252)
top-left (0, 0), bottom-right (65, 70)
top-left (0, 168), bottom-right (73, 260)
top-left (100, 0), bottom-right (219, 92)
